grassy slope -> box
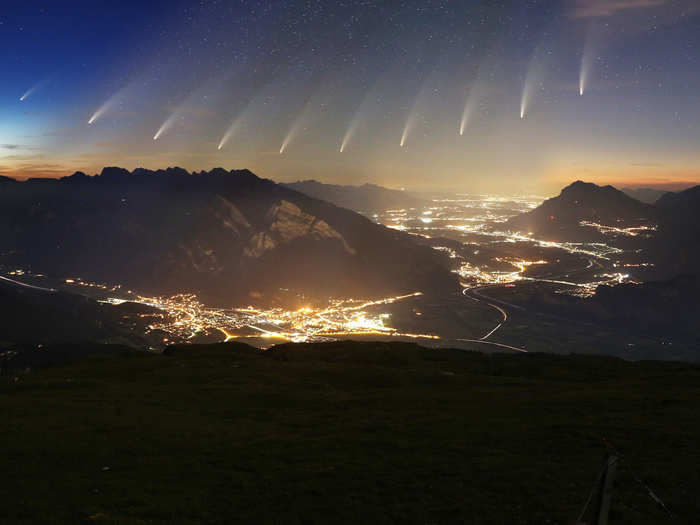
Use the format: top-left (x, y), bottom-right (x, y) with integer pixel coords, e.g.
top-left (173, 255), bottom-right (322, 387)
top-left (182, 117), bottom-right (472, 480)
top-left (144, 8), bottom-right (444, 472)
top-left (1, 341), bottom-right (699, 524)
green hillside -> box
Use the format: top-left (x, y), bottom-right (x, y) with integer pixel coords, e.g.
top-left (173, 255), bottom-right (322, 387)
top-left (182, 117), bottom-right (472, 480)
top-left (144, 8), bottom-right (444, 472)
top-left (2, 341), bottom-right (699, 524)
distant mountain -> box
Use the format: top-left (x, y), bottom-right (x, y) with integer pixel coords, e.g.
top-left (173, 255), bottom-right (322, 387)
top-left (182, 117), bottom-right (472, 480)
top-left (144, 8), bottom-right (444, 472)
top-left (0, 175), bottom-right (18, 184)
top-left (652, 185), bottom-right (700, 277)
top-left (0, 168), bottom-right (456, 304)
top-left (506, 180), bottom-right (654, 240)
top-left (621, 187), bottom-right (670, 204)
top-left (281, 180), bottom-right (427, 212)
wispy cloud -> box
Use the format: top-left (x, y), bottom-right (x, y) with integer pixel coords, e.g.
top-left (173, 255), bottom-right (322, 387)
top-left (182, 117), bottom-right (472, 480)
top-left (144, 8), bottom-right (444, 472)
top-left (571, 0), bottom-right (667, 18)
top-left (0, 163), bottom-right (75, 180)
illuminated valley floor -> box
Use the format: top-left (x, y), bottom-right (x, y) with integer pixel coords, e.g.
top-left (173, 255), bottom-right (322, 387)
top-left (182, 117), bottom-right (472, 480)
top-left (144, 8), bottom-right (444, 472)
top-left (1, 193), bottom-right (662, 353)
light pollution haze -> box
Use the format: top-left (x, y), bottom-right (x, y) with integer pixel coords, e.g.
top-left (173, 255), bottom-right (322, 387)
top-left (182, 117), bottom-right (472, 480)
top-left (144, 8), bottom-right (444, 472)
top-left (2, 0), bottom-right (700, 194)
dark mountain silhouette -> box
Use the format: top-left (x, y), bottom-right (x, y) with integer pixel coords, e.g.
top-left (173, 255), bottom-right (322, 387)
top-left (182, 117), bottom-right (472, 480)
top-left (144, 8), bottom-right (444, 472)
top-left (652, 185), bottom-right (700, 277)
top-left (0, 167), bottom-right (456, 304)
top-left (506, 181), bottom-right (699, 278)
top-left (506, 180), bottom-right (655, 241)
top-left (0, 277), bottom-right (160, 346)
top-left (282, 179), bottom-right (427, 212)
top-left (621, 187), bottom-right (670, 204)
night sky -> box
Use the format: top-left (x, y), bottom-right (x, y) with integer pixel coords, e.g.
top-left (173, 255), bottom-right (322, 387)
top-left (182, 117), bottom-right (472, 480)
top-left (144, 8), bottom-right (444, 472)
top-left (2, 0), bottom-right (700, 193)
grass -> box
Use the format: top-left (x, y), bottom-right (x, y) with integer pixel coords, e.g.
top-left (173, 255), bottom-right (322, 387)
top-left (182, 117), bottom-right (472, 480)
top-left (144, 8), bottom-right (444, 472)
top-left (1, 341), bottom-right (699, 524)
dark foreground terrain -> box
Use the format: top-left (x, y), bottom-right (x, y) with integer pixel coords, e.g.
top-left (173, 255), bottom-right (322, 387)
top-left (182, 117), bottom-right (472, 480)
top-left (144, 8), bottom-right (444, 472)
top-left (2, 341), bottom-right (699, 524)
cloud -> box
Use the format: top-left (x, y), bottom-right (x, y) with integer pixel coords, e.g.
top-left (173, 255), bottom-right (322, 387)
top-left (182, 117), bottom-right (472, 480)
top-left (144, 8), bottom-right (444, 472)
top-left (0, 163), bottom-right (75, 180)
top-left (1, 144), bottom-right (22, 150)
top-left (571, 0), bottom-right (667, 18)
top-left (629, 162), bottom-right (662, 167)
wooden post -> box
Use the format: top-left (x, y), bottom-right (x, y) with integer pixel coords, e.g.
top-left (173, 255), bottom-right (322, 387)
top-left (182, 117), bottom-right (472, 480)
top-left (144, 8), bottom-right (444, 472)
top-left (595, 455), bottom-right (618, 525)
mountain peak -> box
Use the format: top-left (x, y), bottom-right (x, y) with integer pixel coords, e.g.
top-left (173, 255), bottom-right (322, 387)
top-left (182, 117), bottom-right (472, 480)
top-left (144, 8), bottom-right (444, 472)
top-left (507, 180), bottom-right (653, 240)
top-left (560, 180), bottom-right (621, 198)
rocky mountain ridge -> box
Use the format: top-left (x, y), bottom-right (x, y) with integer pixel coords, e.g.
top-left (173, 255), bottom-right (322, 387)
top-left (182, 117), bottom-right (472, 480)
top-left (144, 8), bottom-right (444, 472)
top-left (0, 167), bottom-right (457, 304)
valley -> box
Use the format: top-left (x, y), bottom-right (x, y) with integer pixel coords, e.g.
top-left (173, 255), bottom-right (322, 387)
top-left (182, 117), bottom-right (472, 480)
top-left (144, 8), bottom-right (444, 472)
top-left (3, 177), bottom-right (695, 361)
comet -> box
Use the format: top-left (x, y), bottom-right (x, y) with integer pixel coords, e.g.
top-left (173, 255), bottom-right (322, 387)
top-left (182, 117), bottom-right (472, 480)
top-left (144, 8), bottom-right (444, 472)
top-left (279, 123), bottom-right (297, 154)
top-left (217, 118), bottom-right (243, 150)
top-left (400, 112), bottom-right (415, 147)
top-left (579, 23), bottom-right (596, 96)
top-left (153, 113), bottom-right (179, 141)
top-left (19, 83), bottom-right (41, 101)
top-left (279, 95), bottom-right (323, 154)
top-left (88, 102), bottom-right (110, 125)
top-left (520, 49), bottom-right (548, 119)
top-left (279, 118), bottom-right (303, 154)
top-left (459, 103), bottom-right (470, 134)
top-left (460, 83), bottom-right (481, 135)
top-left (340, 119), bottom-right (359, 153)
top-left (520, 82), bottom-right (530, 119)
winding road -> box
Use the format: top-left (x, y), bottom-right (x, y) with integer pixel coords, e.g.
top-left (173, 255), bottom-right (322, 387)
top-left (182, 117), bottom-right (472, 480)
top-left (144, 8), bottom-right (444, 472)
top-left (458, 286), bottom-right (528, 353)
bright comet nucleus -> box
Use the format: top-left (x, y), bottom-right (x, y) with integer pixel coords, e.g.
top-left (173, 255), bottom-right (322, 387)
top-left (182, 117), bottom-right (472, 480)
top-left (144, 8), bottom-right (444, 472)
top-left (19, 86), bottom-right (37, 102)
top-left (579, 22), bottom-right (596, 97)
top-left (218, 118), bottom-right (242, 150)
top-left (460, 85), bottom-right (479, 135)
top-left (340, 119), bottom-right (359, 153)
top-left (520, 81), bottom-right (531, 119)
top-left (153, 114), bottom-right (179, 141)
top-left (400, 113), bottom-right (414, 147)
top-left (88, 104), bottom-right (108, 125)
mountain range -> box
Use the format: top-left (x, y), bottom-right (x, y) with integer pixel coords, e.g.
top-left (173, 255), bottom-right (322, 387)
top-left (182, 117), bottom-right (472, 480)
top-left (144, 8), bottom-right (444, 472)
top-left (506, 180), bottom-right (700, 278)
top-left (621, 187), bottom-right (670, 204)
top-left (0, 167), bottom-right (456, 304)
top-left (281, 179), bottom-right (427, 212)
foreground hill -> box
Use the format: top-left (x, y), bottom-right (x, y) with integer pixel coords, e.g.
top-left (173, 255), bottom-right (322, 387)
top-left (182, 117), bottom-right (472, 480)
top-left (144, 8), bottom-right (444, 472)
top-left (0, 168), bottom-right (456, 304)
top-left (506, 180), bottom-right (654, 241)
top-left (0, 277), bottom-right (161, 347)
top-left (1, 341), bottom-right (699, 524)
top-left (282, 179), bottom-right (427, 213)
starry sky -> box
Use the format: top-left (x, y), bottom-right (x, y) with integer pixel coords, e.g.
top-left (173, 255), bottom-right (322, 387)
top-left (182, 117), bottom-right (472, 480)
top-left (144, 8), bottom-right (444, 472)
top-left (2, 0), bottom-right (700, 194)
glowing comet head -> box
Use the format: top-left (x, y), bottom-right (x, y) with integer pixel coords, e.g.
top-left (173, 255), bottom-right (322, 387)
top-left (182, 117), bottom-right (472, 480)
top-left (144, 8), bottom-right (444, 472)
top-left (19, 86), bottom-right (36, 102)
top-left (153, 113), bottom-right (179, 141)
top-left (217, 118), bottom-right (242, 151)
top-left (460, 86), bottom-right (478, 136)
top-left (340, 118), bottom-right (359, 153)
top-left (400, 120), bottom-right (411, 147)
top-left (579, 64), bottom-right (587, 96)
top-left (399, 110), bottom-right (416, 148)
top-left (88, 104), bottom-right (108, 125)
top-left (519, 83), bottom-right (530, 119)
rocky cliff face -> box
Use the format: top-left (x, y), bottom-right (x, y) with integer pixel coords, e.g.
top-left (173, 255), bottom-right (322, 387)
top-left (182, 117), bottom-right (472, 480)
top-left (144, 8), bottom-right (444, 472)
top-left (245, 200), bottom-right (354, 258)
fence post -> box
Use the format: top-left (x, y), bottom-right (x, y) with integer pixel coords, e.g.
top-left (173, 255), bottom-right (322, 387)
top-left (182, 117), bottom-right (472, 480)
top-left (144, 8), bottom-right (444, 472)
top-left (595, 455), bottom-right (618, 525)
